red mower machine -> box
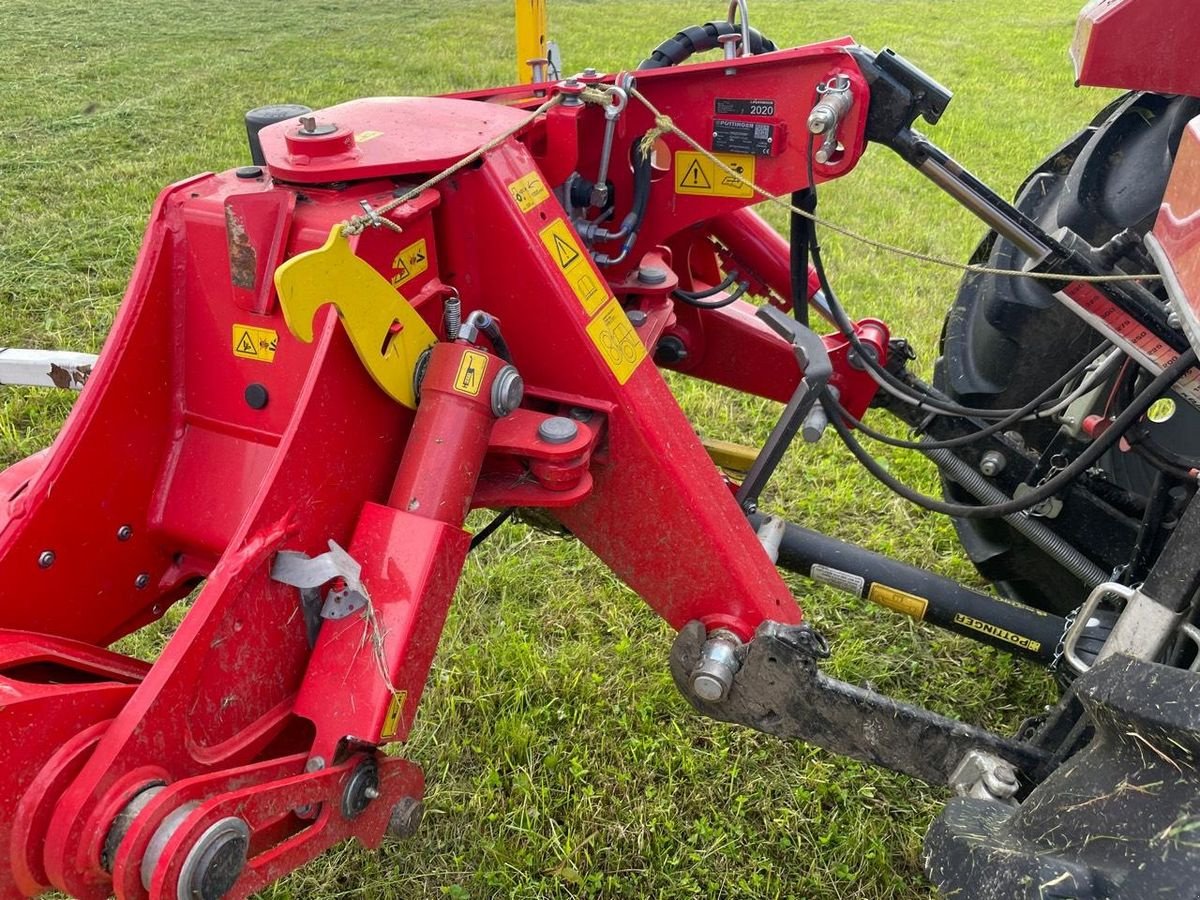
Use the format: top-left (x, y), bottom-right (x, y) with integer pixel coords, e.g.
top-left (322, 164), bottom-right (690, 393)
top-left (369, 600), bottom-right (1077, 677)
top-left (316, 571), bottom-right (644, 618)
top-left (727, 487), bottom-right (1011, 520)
top-left (4, 0), bottom-right (1200, 896)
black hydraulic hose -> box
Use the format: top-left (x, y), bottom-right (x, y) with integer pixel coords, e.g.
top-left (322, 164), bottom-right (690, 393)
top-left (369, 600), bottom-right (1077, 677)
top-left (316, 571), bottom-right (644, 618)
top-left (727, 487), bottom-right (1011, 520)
top-left (673, 271), bottom-right (750, 309)
top-left (822, 347), bottom-right (1198, 519)
top-left (790, 189), bottom-right (815, 327)
top-left (637, 20), bottom-right (777, 69)
top-left (600, 136), bottom-right (655, 265)
top-left (470, 508), bottom-right (514, 550)
top-left (830, 342), bottom-right (1111, 451)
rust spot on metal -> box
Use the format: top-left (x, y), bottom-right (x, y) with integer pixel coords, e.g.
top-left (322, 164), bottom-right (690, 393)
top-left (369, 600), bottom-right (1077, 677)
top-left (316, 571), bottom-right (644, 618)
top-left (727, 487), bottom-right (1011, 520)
top-left (48, 363), bottom-right (91, 389)
top-left (225, 206), bottom-right (258, 290)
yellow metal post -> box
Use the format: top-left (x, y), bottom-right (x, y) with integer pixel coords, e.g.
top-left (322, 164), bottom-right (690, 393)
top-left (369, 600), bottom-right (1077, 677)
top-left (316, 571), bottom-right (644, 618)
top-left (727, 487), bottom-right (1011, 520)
top-left (514, 0), bottom-right (548, 84)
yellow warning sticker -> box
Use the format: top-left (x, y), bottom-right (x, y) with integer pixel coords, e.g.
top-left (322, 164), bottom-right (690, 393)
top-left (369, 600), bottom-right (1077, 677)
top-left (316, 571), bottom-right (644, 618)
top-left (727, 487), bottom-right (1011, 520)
top-left (867, 583), bottom-right (929, 621)
top-left (586, 298), bottom-right (647, 385)
top-left (390, 238), bottom-right (429, 288)
top-left (508, 171), bottom-right (551, 213)
top-left (232, 324), bottom-right (278, 362)
top-left (453, 350), bottom-right (489, 396)
top-left (538, 218), bottom-right (606, 315)
top-left (674, 150), bottom-right (755, 199)
top-left (952, 613), bottom-right (1042, 654)
top-left (380, 690), bottom-right (408, 741)
top-left (356, 130), bottom-right (384, 143)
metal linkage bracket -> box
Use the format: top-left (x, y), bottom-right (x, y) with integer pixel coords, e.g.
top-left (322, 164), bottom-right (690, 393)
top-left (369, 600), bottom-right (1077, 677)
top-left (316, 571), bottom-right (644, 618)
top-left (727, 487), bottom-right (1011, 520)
top-left (735, 307), bottom-right (833, 512)
top-left (271, 540), bottom-right (370, 646)
top-left (670, 620), bottom-right (1048, 785)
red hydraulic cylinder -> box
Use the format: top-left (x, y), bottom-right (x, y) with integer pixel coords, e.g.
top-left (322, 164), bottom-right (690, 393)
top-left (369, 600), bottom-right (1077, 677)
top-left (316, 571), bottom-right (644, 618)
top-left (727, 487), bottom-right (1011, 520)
top-left (295, 341), bottom-right (506, 760)
top-left (387, 344), bottom-right (500, 522)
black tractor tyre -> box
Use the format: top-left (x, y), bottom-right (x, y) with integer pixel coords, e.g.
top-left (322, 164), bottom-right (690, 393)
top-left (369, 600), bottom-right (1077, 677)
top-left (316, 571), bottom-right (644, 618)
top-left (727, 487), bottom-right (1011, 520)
top-left (934, 91), bottom-right (1200, 616)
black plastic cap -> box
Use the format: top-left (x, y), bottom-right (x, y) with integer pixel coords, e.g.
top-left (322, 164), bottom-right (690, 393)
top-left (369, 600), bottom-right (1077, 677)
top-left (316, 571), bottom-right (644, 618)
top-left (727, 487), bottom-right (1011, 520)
top-left (244, 103), bottom-right (312, 166)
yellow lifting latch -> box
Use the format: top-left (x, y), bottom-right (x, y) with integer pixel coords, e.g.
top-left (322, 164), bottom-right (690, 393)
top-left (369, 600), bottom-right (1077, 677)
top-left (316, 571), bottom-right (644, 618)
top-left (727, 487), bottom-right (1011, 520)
top-left (274, 226), bottom-right (437, 409)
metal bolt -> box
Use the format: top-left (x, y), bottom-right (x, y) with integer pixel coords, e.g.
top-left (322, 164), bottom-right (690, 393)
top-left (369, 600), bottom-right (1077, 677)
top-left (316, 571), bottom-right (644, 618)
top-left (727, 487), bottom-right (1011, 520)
top-left (491, 365), bottom-right (525, 418)
top-left (1169, 310), bottom-right (1183, 330)
top-left (364, 786), bottom-right (381, 801)
top-left (582, 67), bottom-right (598, 78)
top-left (299, 115), bottom-right (316, 133)
top-left (134, 573), bottom-right (150, 590)
top-left (38, 550), bottom-right (55, 569)
top-left (537, 416), bottom-right (579, 444)
top-left (717, 33), bottom-right (742, 61)
top-left (690, 633), bottom-right (741, 703)
top-left (637, 266), bottom-right (667, 285)
top-left (979, 450), bottom-right (1007, 478)
top-left (117, 525), bottom-right (133, 541)
top-left (305, 756), bottom-right (326, 773)
top-left (568, 407), bottom-right (594, 423)
top-left (626, 309), bottom-right (648, 327)
top-left (387, 797), bottom-right (425, 839)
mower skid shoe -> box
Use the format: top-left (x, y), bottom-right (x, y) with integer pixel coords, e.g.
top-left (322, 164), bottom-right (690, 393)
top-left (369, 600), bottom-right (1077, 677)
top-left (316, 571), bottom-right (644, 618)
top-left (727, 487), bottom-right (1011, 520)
top-left (670, 620), bottom-right (1047, 785)
top-left (924, 655), bottom-right (1200, 900)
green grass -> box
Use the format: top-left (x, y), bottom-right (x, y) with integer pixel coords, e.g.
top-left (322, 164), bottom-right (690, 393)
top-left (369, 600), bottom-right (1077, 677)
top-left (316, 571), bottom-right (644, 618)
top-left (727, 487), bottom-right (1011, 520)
top-left (0, 1), bottom-right (1118, 897)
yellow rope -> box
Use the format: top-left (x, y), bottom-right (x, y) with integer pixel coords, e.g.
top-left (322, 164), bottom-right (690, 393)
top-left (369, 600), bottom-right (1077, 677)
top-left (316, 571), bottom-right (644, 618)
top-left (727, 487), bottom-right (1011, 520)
top-left (343, 93), bottom-right (565, 235)
top-left (627, 87), bottom-right (1162, 285)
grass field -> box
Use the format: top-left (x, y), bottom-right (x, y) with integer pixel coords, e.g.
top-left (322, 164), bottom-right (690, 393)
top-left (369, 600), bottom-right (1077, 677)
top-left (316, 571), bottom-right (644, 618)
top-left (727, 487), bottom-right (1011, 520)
top-left (0, 2), bottom-right (1119, 898)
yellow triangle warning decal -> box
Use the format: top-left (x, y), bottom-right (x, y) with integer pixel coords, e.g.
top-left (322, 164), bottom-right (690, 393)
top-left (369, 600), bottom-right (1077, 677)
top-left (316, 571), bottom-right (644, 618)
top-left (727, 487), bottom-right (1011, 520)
top-left (681, 158), bottom-right (712, 189)
top-left (551, 234), bottom-right (580, 269)
top-left (236, 331), bottom-right (258, 355)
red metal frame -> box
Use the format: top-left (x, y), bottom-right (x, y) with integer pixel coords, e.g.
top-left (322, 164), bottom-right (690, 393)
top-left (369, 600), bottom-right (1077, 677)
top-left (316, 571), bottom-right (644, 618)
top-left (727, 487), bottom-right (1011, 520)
top-left (1072, 0), bottom-right (1200, 97)
top-left (0, 35), bottom-right (895, 900)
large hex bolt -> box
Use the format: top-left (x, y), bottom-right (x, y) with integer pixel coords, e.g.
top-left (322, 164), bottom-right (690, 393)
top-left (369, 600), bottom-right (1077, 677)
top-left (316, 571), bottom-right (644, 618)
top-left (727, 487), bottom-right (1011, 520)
top-left (387, 796), bottom-right (425, 840)
top-left (689, 631), bottom-right (743, 703)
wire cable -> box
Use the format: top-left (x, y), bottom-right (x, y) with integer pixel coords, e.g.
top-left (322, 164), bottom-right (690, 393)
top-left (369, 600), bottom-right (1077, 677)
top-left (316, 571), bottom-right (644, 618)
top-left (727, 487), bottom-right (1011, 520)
top-left (469, 508), bottom-right (514, 550)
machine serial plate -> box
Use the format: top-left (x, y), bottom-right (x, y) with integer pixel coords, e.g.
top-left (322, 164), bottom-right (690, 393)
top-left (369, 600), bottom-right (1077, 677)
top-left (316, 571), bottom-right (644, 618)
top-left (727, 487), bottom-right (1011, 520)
top-left (712, 119), bottom-right (776, 156)
top-left (714, 98), bottom-right (776, 117)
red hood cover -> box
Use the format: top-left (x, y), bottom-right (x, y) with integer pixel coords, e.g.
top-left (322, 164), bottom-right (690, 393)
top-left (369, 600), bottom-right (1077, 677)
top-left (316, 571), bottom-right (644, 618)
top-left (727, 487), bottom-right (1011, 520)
top-left (258, 96), bottom-right (534, 185)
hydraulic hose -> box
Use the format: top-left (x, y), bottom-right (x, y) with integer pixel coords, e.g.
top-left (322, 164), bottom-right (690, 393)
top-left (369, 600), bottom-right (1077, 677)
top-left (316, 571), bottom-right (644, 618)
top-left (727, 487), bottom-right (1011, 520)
top-left (822, 346), bottom-right (1198, 519)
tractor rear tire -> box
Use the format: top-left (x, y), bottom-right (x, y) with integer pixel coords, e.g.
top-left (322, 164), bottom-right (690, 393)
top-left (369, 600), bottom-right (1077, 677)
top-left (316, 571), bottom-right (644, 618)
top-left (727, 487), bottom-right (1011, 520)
top-left (935, 91), bottom-right (1200, 615)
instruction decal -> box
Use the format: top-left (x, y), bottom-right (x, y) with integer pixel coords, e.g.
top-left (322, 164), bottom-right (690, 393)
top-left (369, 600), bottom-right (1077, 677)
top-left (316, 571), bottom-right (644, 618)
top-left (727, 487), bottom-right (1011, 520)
top-left (538, 218), bottom-right (606, 315)
top-left (453, 350), bottom-right (489, 396)
top-left (508, 172), bottom-right (551, 213)
top-left (390, 238), bottom-right (429, 288)
top-left (867, 583), bottom-right (929, 621)
top-left (586, 298), bottom-right (647, 385)
top-left (232, 324), bottom-right (278, 362)
top-left (674, 150), bottom-right (755, 199)
top-left (380, 690), bottom-right (408, 741)
top-left (810, 564), bottom-right (865, 598)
